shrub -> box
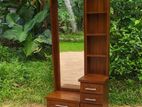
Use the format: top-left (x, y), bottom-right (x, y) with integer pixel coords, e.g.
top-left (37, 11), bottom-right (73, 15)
top-left (110, 0), bottom-right (142, 80)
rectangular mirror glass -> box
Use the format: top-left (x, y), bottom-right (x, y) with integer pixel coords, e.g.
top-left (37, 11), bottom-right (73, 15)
top-left (59, 32), bottom-right (84, 89)
top-left (58, 1), bottom-right (84, 90)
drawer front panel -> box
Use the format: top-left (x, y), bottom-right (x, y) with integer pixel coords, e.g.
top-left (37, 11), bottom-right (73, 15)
top-left (80, 103), bottom-right (103, 107)
top-left (81, 83), bottom-right (104, 94)
top-left (47, 101), bottom-right (79, 107)
top-left (81, 94), bottom-right (104, 104)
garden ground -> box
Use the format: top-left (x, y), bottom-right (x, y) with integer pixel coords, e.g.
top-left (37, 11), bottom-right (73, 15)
top-left (1, 41), bottom-right (142, 106)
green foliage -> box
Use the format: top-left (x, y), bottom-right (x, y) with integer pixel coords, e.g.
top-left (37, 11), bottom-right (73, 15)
top-left (6, 13), bottom-right (20, 27)
top-left (60, 32), bottom-right (83, 42)
top-left (3, 24), bottom-right (27, 42)
top-left (23, 35), bottom-right (40, 57)
top-left (58, 0), bottom-right (71, 33)
top-left (0, 0), bottom-right (51, 57)
top-left (110, 0), bottom-right (142, 81)
top-left (72, 0), bottom-right (84, 31)
top-left (0, 45), bottom-right (17, 62)
top-left (22, 29), bottom-right (52, 57)
top-left (58, 0), bottom-right (83, 32)
top-left (24, 8), bottom-right (48, 32)
top-left (60, 32), bottom-right (84, 52)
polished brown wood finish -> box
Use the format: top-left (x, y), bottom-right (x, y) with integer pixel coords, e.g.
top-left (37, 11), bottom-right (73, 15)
top-left (80, 83), bottom-right (105, 94)
top-left (47, 91), bottom-right (80, 103)
top-left (47, 91), bottom-right (80, 107)
top-left (80, 0), bottom-right (109, 106)
top-left (84, 0), bottom-right (110, 75)
top-left (79, 74), bottom-right (109, 84)
top-left (50, 0), bottom-right (61, 90)
top-left (79, 75), bottom-right (109, 107)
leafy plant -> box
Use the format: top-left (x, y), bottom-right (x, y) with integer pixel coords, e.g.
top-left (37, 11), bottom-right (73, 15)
top-left (58, 0), bottom-right (71, 33)
top-left (1, 0), bottom-right (51, 57)
top-left (110, 0), bottom-right (142, 81)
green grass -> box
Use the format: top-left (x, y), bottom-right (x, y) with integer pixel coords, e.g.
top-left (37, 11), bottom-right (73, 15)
top-left (0, 45), bottom-right (54, 104)
top-left (60, 41), bottom-right (84, 52)
top-left (109, 79), bottom-right (142, 105)
top-left (60, 32), bottom-right (84, 52)
top-left (0, 41), bottom-right (142, 106)
top-left (0, 60), bottom-right (54, 104)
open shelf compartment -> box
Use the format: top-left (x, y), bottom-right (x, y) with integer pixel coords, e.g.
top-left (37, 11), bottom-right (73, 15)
top-left (87, 57), bottom-right (106, 75)
top-left (87, 14), bottom-right (107, 34)
top-left (87, 36), bottom-right (107, 55)
top-left (86, 0), bottom-right (106, 13)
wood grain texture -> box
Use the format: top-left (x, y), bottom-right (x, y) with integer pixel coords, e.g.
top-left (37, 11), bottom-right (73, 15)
top-left (80, 93), bottom-right (104, 104)
top-left (47, 91), bottom-right (80, 103)
top-left (84, 0), bottom-right (109, 76)
top-left (50, 0), bottom-right (61, 90)
top-left (80, 83), bottom-right (104, 94)
top-left (79, 74), bottom-right (109, 84)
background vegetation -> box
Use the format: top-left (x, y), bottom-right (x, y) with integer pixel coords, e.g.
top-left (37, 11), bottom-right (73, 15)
top-left (0, 0), bottom-right (142, 106)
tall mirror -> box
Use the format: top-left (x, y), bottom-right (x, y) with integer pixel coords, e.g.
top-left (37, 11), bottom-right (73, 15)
top-left (60, 33), bottom-right (84, 89)
top-left (58, 1), bottom-right (84, 89)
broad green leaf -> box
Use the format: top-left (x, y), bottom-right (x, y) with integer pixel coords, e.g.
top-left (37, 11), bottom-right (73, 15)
top-left (24, 20), bottom-right (35, 33)
top-left (3, 25), bottom-right (27, 42)
top-left (35, 29), bottom-right (52, 44)
top-left (18, 5), bottom-right (35, 22)
top-left (34, 9), bottom-right (47, 23)
top-left (6, 13), bottom-right (20, 27)
top-left (23, 35), bottom-right (40, 57)
top-left (24, 9), bottom-right (48, 32)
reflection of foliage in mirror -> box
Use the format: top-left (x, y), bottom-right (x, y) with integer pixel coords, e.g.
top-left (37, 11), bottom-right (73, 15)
top-left (72, 0), bottom-right (84, 31)
top-left (0, 0), bottom-right (51, 58)
top-left (58, 0), bottom-right (83, 33)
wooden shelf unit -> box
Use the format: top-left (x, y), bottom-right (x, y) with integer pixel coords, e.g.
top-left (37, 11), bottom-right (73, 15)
top-left (81, 0), bottom-right (110, 106)
top-left (84, 0), bottom-right (109, 75)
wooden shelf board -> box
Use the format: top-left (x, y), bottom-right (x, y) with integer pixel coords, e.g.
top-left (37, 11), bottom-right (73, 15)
top-left (86, 33), bottom-right (106, 36)
top-left (79, 74), bottom-right (109, 84)
top-left (87, 55), bottom-right (106, 58)
top-left (86, 12), bottom-right (106, 15)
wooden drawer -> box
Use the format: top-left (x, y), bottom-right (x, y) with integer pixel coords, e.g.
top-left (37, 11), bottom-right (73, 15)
top-left (80, 94), bottom-right (104, 104)
top-left (81, 83), bottom-right (104, 94)
top-left (80, 103), bottom-right (103, 107)
top-left (47, 101), bottom-right (79, 107)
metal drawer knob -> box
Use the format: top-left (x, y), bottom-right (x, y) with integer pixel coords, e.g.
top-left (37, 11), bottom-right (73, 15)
top-left (55, 105), bottom-right (68, 107)
top-left (85, 88), bottom-right (97, 91)
top-left (85, 98), bottom-right (96, 102)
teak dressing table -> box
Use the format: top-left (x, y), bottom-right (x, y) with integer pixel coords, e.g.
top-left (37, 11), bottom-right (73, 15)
top-left (46, 0), bottom-right (110, 107)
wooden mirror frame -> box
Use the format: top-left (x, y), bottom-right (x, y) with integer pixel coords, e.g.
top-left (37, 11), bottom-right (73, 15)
top-left (50, 0), bottom-right (110, 91)
top-left (50, 0), bottom-right (81, 91)
top-left (50, 0), bottom-right (61, 91)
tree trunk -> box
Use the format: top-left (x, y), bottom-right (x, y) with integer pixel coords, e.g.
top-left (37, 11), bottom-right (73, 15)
top-left (64, 0), bottom-right (78, 33)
